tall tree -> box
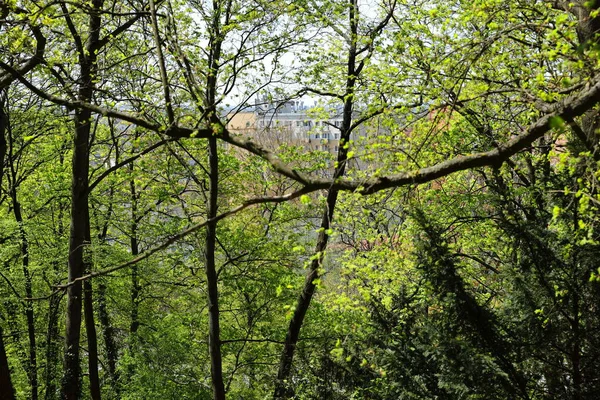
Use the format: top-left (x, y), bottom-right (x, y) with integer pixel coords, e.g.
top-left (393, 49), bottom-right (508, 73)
top-left (0, 92), bottom-right (15, 400)
top-left (59, 1), bottom-right (103, 396)
top-left (275, 0), bottom-right (398, 395)
top-left (5, 93), bottom-right (39, 400)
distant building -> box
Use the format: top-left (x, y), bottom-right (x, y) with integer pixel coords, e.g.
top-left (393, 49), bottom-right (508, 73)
top-left (226, 111), bottom-right (257, 135)
top-left (226, 98), bottom-right (356, 154)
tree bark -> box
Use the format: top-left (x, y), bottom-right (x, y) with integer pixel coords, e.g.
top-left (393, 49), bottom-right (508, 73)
top-left (0, 106), bottom-right (10, 400)
top-left (10, 182), bottom-right (38, 400)
top-left (205, 135), bottom-right (225, 400)
top-left (45, 147), bottom-right (68, 400)
top-left (97, 283), bottom-right (119, 391)
top-left (129, 163), bottom-right (140, 339)
top-left (0, 91), bottom-right (6, 192)
top-left (124, 162), bottom-right (140, 383)
top-left (201, 1), bottom-right (230, 397)
top-left (84, 199), bottom-right (100, 400)
top-left (0, 325), bottom-right (16, 400)
top-left (60, 1), bottom-right (103, 398)
top-left (274, 1), bottom-right (359, 396)
top-left (43, 294), bottom-right (61, 400)
top-left (6, 90), bottom-right (38, 400)
top-left (83, 277), bottom-right (101, 400)
top-left (61, 109), bottom-right (91, 400)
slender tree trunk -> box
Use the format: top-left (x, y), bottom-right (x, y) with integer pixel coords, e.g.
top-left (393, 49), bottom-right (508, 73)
top-left (200, 1), bottom-right (231, 397)
top-left (97, 283), bottom-right (119, 391)
top-left (45, 151), bottom-right (68, 400)
top-left (0, 103), bottom-right (8, 400)
top-left (6, 92), bottom-right (38, 400)
top-left (44, 294), bottom-right (61, 400)
top-left (129, 164), bottom-right (140, 339)
top-left (60, 1), bottom-right (103, 398)
top-left (84, 205), bottom-right (100, 400)
top-left (274, 1), bottom-right (359, 397)
top-left (572, 293), bottom-right (582, 400)
top-left (124, 163), bottom-right (140, 385)
top-left (83, 278), bottom-right (100, 400)
top-left (0, 91), bottom-right (6, 191)
top-left (0, 109), bottom-right (8, 400)
top-left (10, 191), bottom-right (38, 400)
top-left (205, 135), bottom-right (225, 400)
top-left (130, 243), bottom-right (139, 336)
top-left (0, 324), bottom-right (15, 400)
top-left (92, 184), bottom-right (118, 396)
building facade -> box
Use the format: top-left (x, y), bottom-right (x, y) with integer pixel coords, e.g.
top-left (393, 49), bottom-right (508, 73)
top-left (226, 99), bottom-right (357, 154)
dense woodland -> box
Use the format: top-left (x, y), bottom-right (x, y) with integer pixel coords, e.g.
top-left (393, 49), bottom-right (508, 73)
top-left (1, 0), bottom-right (600, 399)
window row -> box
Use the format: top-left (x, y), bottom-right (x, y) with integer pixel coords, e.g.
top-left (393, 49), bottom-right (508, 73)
top-left (314, 133), bottom-right (340, 139)
top-left (257, 119), bottom-right (343, 128)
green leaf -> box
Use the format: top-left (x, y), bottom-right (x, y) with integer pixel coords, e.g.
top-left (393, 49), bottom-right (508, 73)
top-left (549, 116), bottom-right (565, 129)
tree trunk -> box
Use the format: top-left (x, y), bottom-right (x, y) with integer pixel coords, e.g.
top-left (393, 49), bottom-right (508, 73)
top-left (0, 325), bottom-right (16, 400)
top-left (0, 91), bottom-right (6, 192)
top-left (61, 108), bottom-right (91, 400)
top-left (201, 1), bottom-right (229, 396)
top-left (10, 190), bottom-right (38, 400)
top-left (205, 135), bottom-right (225, 400)
top-left (129, 164), bottom-right (140, 339)
top-left (0, 103), bottom-right (8, 400)
top-left (571, 274), bottom-right (582, 399)
top-left (84, 203), bottom-right (100, 400)
top-left (5, 87), bottom-right (39, 400)
top-left (45, 150), bottom-right (68, 400)
top-left (125, 165), bottom-right (140, 383)
top-left (43, 294), bottom-right (61, 400)
top-left (274, 1), bottom-right (359, 397)
top-left (60, 1), bottom-right (103, 398)
top-left (83, 277), bottom-right (101, 400)
top-left (97, 283), bottom-right (119, 392)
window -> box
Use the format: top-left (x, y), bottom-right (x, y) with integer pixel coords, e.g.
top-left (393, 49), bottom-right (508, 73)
top-left (334, 133), bottom-right (340, 139)
top-left (322, 133), bottom-right (329, 139)
top-left (334, 120), bottom-right (341, 127)
top-left (322, 145), bottom-right (328, 151)
top-left (315, 133), bottom-right (320, 139)
top-left (334, 146), bottom-right (339, 152)
top-left (296, 121), bottom-right (301, 126)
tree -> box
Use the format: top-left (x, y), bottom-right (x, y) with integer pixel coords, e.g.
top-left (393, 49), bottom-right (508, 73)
top-left (273, 0), bottom-right (400, 396)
